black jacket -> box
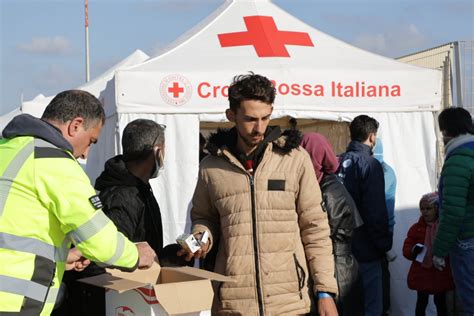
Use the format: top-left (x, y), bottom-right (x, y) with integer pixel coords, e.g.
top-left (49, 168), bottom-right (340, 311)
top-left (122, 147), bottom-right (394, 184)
top-left (337, 141), bottom-right (393, 262)
top-left (94, 155), bottom-right (163, 254)
top-left (320, 174), bottom-right (363, 315)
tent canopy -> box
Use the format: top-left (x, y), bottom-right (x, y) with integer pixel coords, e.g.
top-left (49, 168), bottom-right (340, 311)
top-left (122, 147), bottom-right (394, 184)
top-left (116, 0), bottom-right (441, 115)
top-left (86, 2), bottom-right (441, 315)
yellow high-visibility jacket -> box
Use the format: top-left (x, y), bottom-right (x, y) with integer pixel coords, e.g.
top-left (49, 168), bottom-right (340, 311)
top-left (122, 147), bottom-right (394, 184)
top-left (0, 115), bottom-right (139, 315)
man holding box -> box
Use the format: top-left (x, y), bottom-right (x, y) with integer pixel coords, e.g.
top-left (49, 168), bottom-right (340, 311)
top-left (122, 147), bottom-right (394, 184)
top-left (0, 90), bottom-right (156, 315)
top-left (180, 73), bottom-right (338, 315)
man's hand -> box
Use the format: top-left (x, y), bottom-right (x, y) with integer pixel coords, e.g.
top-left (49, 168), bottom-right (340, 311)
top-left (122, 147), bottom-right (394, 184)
top-left (65, 248), bottom-right (91, 271)
top-left (318, 297), bottom-right (338, 316)
top-left (386, 249), bottom-right (397, 262)
top-left (432, 255), bottom-right (446, 271)
top-left (176, 232), bottom-right (210, 262)
top-left (136, 242), bottom-right (157, 269)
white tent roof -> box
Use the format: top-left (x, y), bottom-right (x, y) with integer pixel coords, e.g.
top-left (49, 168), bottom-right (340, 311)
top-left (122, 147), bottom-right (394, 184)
top-left (116, 0), bottom-right (441, 114)
top-left (21, 49), bottom-right (149, 118)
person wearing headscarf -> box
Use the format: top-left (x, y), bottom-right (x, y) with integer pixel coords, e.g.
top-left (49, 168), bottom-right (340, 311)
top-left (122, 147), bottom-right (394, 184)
top-left (301, 132), bottom-right (364, 316)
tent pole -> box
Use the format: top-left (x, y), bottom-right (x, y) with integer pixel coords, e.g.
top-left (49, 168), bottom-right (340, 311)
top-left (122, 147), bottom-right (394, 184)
top-left (85, 0), bottom-right (90, 83)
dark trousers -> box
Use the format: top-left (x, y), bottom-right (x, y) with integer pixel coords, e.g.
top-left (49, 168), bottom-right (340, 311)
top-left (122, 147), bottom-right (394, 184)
top-left (381, 256), bottom-right (390, 315)
top-left (415, 291), bottom-right (447, 316)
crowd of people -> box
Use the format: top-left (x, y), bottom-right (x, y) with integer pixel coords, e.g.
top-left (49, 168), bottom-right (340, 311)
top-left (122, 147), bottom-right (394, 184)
top-left (1, 73), bottom-right (473, 316)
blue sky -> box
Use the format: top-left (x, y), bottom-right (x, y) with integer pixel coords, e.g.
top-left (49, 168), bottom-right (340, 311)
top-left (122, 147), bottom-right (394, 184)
top-left (1, 0), bottom-right (472, 115)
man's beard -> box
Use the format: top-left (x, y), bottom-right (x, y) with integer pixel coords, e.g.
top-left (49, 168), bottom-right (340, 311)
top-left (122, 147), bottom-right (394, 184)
top-left (237, 129), bottom-right (263, 148)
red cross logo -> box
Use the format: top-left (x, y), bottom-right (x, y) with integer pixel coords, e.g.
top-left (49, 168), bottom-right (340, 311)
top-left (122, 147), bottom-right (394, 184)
top-left (168, 82), bottom-right (184, 98)
top-left (218, 16), bottom-right (314, 57)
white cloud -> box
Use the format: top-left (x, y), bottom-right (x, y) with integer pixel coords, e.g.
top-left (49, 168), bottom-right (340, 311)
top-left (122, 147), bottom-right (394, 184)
top-left (17, 36), bottom-right (72, 55)
top-left (353, 23), bottom-right (428, 57)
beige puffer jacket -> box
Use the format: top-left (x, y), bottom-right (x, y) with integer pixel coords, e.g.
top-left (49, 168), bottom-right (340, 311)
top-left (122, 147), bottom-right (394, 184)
top-left (191, 128), bottom-right (337, 315)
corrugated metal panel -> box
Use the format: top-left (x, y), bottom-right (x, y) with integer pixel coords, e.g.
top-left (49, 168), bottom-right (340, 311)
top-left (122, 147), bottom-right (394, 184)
top-left (459, 40), bottom-right (474, 114)
top-left (396, 43), bottom-right (454, 107)
top-left (396, 43), bottom-right (453, 70)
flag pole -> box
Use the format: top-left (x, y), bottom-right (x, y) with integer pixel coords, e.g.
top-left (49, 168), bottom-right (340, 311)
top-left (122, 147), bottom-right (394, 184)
top-left (85, 0), bottom-right (90, 82)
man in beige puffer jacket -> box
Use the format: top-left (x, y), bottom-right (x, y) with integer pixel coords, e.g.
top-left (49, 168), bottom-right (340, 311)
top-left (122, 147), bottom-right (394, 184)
top-left (182, 73), bottom-right (338, 315)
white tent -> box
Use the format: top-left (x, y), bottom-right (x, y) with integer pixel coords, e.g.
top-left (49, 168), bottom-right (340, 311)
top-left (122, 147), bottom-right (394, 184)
top-left (20, 49), bottom-right (150, 118)
top-left (86, 1), bottom-right (441, 315)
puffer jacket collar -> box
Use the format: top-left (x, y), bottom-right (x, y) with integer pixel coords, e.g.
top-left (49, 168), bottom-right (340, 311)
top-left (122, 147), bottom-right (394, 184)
top-left (445, 133), bottom-right (474, 158)
top-left (207, 126), bottom-right (302, 158)
top-left (2, 114), bottom-right (73, 152)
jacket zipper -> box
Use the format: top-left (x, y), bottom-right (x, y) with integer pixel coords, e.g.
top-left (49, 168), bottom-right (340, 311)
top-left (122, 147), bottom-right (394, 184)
top-left (250, 175), bottom-right (265, 316)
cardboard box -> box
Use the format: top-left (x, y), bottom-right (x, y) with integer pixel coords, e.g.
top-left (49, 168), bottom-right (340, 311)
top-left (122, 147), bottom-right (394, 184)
top-left (79, 262), bottom-right (234, 316)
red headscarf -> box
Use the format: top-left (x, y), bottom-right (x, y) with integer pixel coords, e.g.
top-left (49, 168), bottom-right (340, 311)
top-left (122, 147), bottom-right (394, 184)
top-left (300, 132), bottom-right (339, 183)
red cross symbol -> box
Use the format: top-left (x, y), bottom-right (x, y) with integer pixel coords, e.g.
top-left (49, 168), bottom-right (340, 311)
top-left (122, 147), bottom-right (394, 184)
top-left (218, 16), bottom-right (314, 57)
top-left (168, 82), bottom-right (184, 98)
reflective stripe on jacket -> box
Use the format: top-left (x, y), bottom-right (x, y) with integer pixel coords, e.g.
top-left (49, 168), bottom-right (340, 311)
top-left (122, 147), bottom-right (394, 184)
top-left (0, 136), bottom-right (138, 315)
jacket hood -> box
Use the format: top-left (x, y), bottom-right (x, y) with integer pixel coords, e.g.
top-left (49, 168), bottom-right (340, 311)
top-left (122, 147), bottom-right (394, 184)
top-left (207, 126), bottom-right (302, 156)
top-left (2, 114), bottom-right (73, 152)
top-left (95, 155), bottom-right (143, 191)
top-left (300, 132), bottom-right (338, 183)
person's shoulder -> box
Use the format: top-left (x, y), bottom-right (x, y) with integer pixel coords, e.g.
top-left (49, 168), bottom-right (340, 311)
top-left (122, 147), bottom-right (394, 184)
top-left (443, 153), bottom-right (474, 177)
top-left (445, 149), bottom-right (474, 165)
top-left (100, 185), bottom-right (142, 207)
top-left (366, 155), bottom-right (383, 171)
top-left (199, 153), bottom-right (224, 170)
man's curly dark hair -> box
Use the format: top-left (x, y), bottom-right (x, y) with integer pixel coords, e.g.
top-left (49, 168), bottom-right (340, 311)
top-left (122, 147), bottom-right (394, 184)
top-left (228, 72), bottom-right (276, 111)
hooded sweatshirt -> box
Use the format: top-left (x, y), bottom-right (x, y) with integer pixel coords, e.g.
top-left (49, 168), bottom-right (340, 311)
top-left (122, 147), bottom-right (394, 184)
top-left (300, 132), bottom-right (339, 182)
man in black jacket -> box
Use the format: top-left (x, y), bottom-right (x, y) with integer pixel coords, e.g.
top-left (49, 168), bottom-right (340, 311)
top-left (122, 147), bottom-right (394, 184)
top-left (95, 119), bottom-right (165, 255)
top-left (337, 115), bottom-right (393, 316)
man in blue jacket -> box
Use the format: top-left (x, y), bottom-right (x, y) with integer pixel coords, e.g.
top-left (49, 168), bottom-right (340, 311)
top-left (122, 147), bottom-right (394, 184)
top-left (337, 115), bottom-right (393, 316)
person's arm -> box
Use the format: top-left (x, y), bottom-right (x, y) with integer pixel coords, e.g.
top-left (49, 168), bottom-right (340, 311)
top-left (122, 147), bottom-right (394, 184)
top-left (296, 151), bottom-right (338, 296)
top-left (385, 165), bottom-right (397, 232)
top-left (101, 190), bottom-right (143, 240)
top-left (361, 159), bottom-right (392, 253)
top-left (402, 224), bottom-right (418, 260)
top-left (433, 156), bottom-right (470, 257)
top-left (182, 166), bottom-right (220, 260)
top-left (35, 156), bottom-right (141, 270)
